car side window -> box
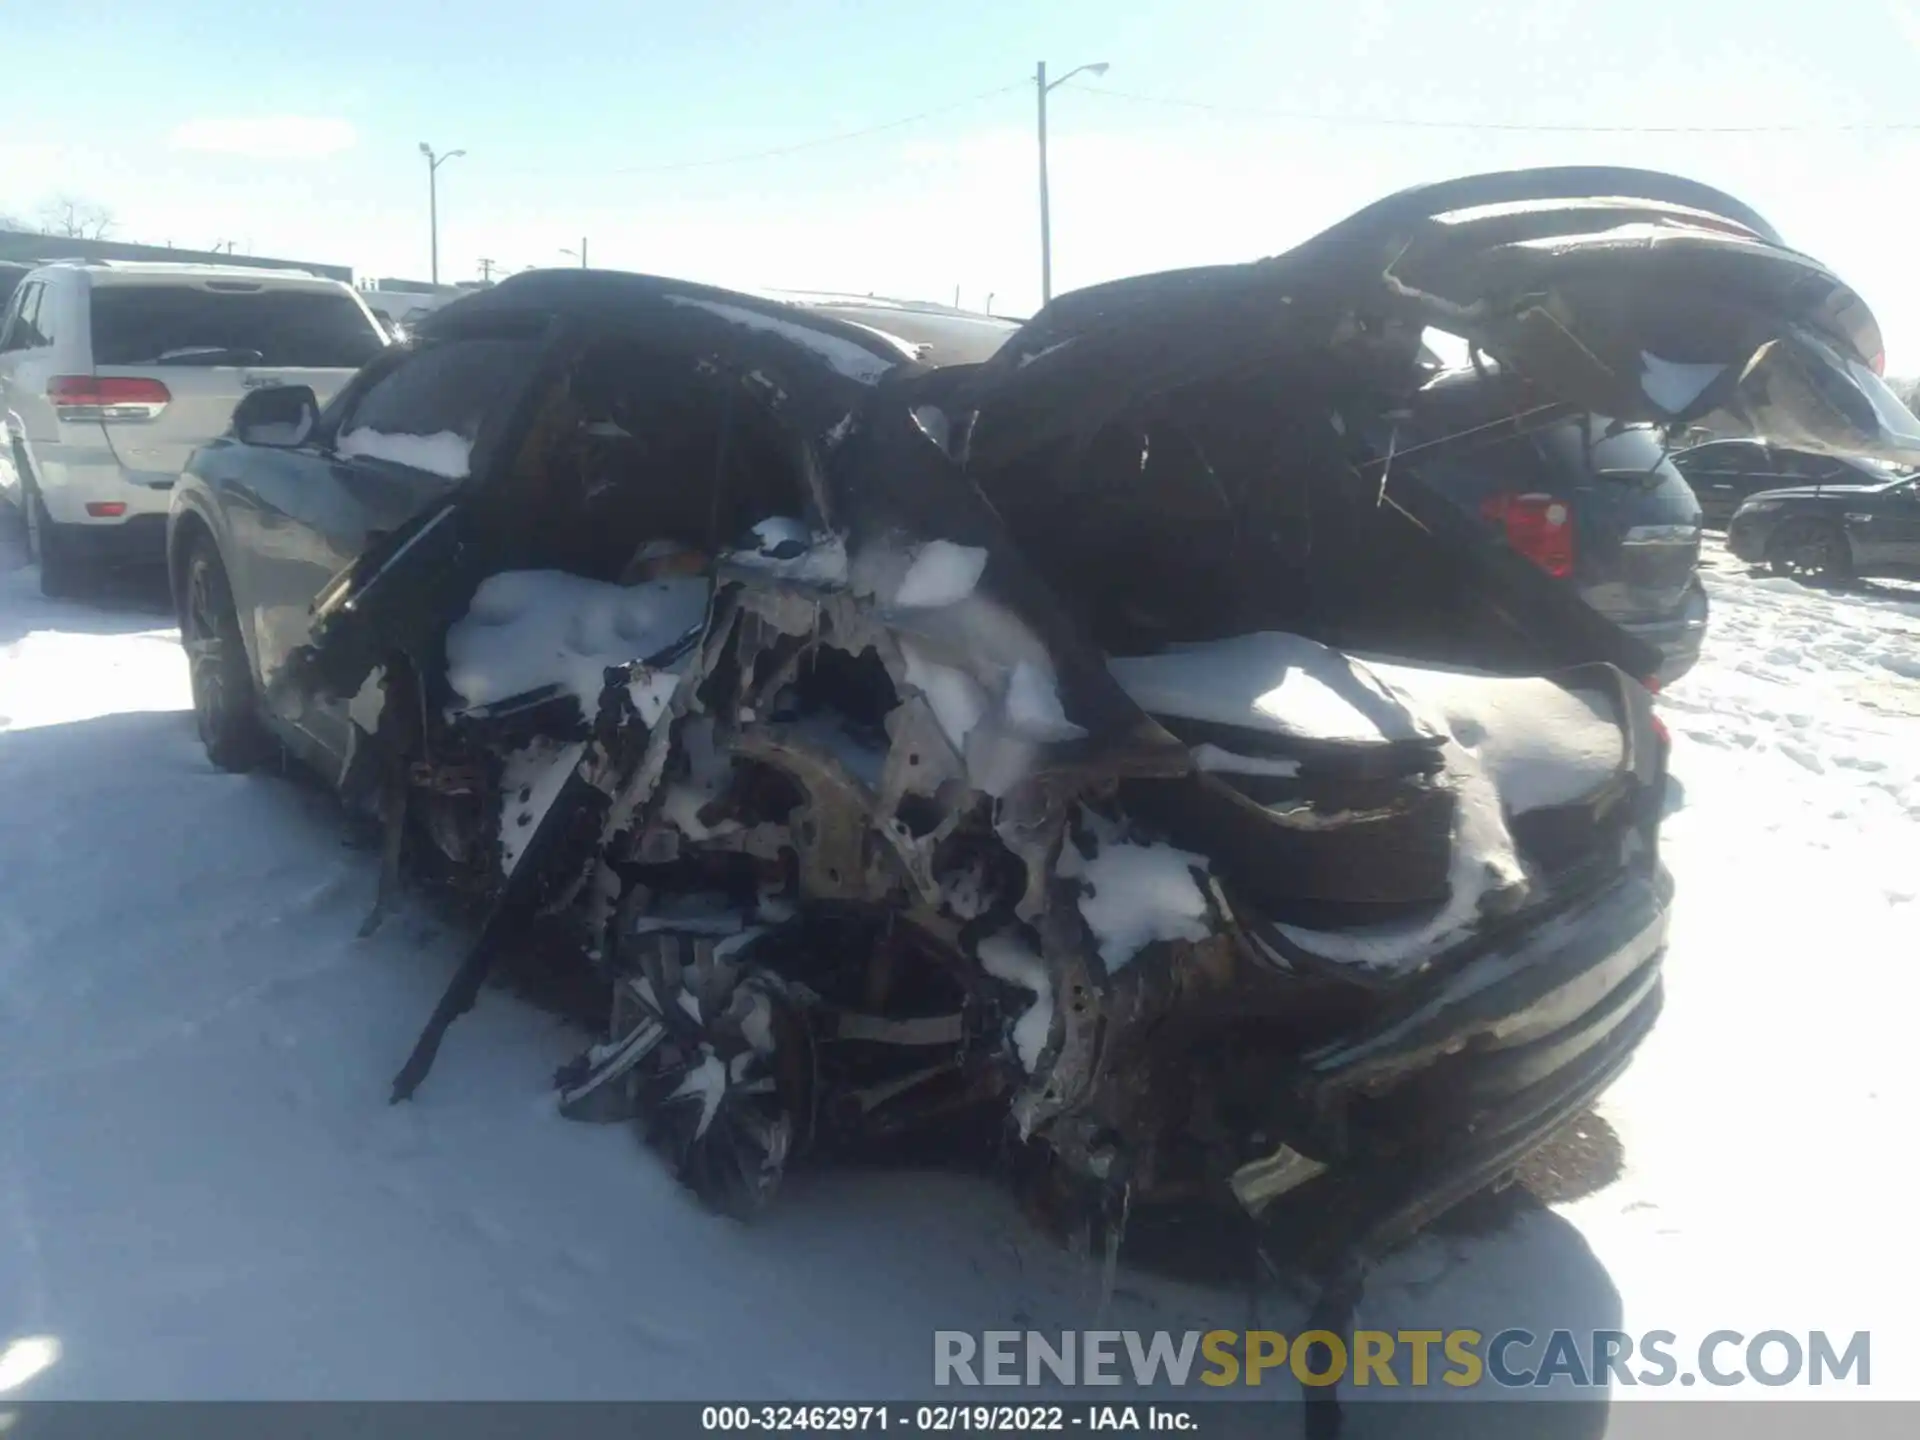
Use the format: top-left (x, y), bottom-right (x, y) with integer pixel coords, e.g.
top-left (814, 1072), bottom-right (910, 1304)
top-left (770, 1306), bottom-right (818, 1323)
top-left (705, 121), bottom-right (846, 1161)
top-left (1768, 449), bottom-right (1847, 483)
top-left (0, 283), bottom-right (46, 352)
top-left (1683, 441), bottom-right (1764, 477)
top-left (333, 336), bottom-right (541, 446)
top-left (30, 283), bottom-right (57, 346)
top-left (19, 285), bottom-right (48, 348)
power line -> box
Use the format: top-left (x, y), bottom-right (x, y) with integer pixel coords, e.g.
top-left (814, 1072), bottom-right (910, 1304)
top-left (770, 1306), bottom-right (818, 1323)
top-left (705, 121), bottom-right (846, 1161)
top-left (490, 73), bottom-right (1920, 190)
top-left (607, 81), bottom-right (1029, 175)
top-left (1064, 82), bottom-right (1920, 135)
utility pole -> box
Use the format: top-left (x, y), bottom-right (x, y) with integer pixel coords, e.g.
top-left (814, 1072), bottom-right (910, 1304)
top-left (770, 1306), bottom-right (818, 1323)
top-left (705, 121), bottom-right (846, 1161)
top-left (419, 142), bottom-right (466, 286)
top-left (477, 258), bottom-right (497, 283)
top-left (1035, 60), bottom-right (1109, 307)
top-left (561, 239), bottom-right (589, 269)
top-left (1037, 62), bottom-right (1050, 307)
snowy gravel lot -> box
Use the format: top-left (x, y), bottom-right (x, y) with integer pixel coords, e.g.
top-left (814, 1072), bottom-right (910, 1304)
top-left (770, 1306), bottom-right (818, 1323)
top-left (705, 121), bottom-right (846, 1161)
top-left (1, 516), bottom-right (1916, 1426)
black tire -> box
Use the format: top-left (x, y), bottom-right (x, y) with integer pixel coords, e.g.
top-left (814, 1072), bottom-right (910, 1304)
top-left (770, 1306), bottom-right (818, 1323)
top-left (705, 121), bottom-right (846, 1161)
top-left (181, 539), bottom-right (274, 771)
top-left (22, 471), bottom-right (86, 600)
top-left (1767, 518), bottom-right (1853, 583)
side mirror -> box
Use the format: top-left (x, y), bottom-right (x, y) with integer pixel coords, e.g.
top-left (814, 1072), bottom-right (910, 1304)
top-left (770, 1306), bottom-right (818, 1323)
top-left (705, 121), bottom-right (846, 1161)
top-left (231, 384), bottom-right (320, 447)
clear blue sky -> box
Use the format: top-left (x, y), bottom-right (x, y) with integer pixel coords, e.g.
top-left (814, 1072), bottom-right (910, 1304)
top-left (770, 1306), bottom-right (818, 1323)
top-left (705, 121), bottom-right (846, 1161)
top-left (8, 0), bottom-right (1920, 362)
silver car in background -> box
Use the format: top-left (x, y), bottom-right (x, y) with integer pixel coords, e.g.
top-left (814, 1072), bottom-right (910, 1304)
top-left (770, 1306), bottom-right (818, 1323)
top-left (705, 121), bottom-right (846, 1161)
top-left (0, 261), bottom-right (388, 595)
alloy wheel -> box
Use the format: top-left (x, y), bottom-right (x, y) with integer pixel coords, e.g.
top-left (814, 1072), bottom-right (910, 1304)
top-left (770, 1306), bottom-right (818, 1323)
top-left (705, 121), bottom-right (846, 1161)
top-left (182, 545), bottom-right (271, 770)
top-left (1770, 521), bottom-right (1850, 582)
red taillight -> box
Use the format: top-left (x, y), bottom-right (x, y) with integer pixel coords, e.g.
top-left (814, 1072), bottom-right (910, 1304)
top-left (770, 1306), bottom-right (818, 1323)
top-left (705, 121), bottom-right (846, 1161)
top-left (1480, 491), bottom-right (1574, 578)
top-left (48, 375), bottom-right (171, 422)
top-left (1871, 350), bottom-right (1886, 377)
top-left (84, 502), bottom-right (127, 518)
top-left (1640, 677), bottom-right (1672, 747)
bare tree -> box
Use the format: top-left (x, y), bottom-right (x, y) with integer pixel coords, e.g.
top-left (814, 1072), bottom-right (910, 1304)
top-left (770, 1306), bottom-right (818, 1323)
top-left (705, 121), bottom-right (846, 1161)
top-left (37, 196), bottom-right (115, 240)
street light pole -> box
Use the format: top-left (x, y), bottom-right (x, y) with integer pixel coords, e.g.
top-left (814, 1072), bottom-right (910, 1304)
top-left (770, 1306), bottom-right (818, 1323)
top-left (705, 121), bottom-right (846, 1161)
top-left (1036, 62), bottom-right (1050, 306)
top-left (561, 239), bottom-right (589, 269)
top-left (1035, 60), bottom-right (1108, 307)
top-left (419, 142), bottom-right (466, 287)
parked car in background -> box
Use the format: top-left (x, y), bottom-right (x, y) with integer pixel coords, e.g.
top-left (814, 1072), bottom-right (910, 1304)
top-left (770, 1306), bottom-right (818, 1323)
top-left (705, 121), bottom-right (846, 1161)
top-left (0, 261), bottom-right (388, 596)
top-left (1727, 468), bottom-right (1920, 581)
top-left (1672, 437), bottom-right (1909, 528)
top-left (1406, 365), bottom-right (1709, 686)
top-left (766, 291), bottom-right (1021, 368)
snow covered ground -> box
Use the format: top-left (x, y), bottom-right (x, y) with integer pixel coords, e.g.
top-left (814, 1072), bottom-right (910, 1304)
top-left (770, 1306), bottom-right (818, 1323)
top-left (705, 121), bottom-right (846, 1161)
top-left (0, 521), bottom-right (1915, 1428)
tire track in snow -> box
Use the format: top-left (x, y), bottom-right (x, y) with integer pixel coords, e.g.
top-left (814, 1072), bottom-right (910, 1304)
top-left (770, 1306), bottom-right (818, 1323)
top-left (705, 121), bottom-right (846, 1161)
top-left (1676, 542), bottom-right (1920, 911)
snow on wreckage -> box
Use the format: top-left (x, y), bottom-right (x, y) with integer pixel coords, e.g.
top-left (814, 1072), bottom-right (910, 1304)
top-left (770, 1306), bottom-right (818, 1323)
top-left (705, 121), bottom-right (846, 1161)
top-left (250, 174), bottom-right (1916, 1352)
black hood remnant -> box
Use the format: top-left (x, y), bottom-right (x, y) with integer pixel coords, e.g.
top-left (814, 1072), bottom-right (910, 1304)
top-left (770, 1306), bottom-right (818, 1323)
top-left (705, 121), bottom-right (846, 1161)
top-left (271, 167), bottom-right (1912, 1433)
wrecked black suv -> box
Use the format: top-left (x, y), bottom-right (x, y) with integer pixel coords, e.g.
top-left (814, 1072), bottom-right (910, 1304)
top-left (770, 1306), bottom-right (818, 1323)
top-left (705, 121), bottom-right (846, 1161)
top-left (168, 168), bottom-right (1920, 1273)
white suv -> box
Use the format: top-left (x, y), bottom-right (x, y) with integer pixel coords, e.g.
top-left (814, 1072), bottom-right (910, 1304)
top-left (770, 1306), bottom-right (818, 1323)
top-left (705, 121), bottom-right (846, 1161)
top-left (0, 261), bottom-right (388, 596)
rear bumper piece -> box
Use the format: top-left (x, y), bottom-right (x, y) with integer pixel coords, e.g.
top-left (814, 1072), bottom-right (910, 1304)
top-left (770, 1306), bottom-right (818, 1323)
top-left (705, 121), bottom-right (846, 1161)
top-left (1290, 863), bottom-right (1671, 1223)
top-left (31, 443), bottom-right (177, 526)
top-left (1332, 986), bottom-right (1658, 1264)
top-left (48, 512), bottom-right (169, 563)
top-left (1612, 579), bottom-right (1709, 686)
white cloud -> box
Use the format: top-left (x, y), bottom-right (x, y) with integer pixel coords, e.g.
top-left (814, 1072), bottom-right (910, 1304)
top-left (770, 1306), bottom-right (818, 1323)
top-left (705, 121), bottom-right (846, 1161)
top-left (1888, 0), bottom-right (1920, 52)
top-left (168, 116), bottom-right (357, 160)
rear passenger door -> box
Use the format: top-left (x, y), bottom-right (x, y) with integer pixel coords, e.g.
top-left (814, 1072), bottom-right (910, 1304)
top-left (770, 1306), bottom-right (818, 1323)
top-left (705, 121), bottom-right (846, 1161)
top-left (1887, 480), bottom-right (1920, 571)
top-left (1849, 477), bottom-right (1920, 573)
